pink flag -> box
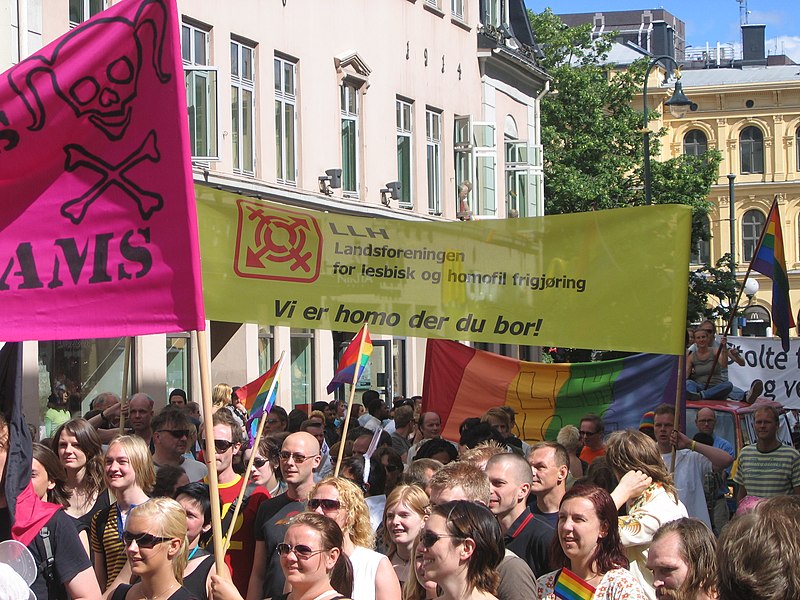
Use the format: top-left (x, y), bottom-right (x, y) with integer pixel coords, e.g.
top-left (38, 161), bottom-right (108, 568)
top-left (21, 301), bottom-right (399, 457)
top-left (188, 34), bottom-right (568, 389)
top-left (0, 0), bottom-right (204, 341)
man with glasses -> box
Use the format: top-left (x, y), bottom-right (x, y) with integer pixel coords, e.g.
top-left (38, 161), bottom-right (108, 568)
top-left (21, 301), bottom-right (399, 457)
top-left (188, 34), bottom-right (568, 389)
top-left (577, 414), bottom-right (605, 464)
top-left (264, 406), bottom-right (289, 433)
top-left (248, 431), bottom-right (321, 600)
top-left (204, 409), bottom-right (268, 596)
top-left (696, 407), bottom-right (735, 533)
top-left (151, 406), bottom-right (206, 482)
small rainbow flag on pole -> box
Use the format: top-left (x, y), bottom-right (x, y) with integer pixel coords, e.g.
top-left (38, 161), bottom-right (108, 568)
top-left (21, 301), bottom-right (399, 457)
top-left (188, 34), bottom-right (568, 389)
top-left (553, 568), bottom-right (596, 600)
top-left (327, 324), bottom-right (373, 394)
top-left (236, 359), bottom-right (281, 417)
top-left (750, 196), bottom-right (794, 351)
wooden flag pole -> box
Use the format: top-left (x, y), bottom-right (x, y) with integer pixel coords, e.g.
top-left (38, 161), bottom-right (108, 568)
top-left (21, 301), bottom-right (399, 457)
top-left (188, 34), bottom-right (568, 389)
top-left (224, 352), bottom-right (286, 545)
top-left (119, 336), bottom-right (131, 433)
top-left (196, 328), bottom-right (226, 574)
top-left (333, 324), bottom-right (369, 477)
top-left (671, 353), bottom-right (685, 473)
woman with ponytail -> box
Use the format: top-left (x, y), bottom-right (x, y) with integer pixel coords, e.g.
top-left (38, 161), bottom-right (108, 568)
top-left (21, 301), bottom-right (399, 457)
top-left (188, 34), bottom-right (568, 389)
top-left (110, 497), bottom-right (195, 600)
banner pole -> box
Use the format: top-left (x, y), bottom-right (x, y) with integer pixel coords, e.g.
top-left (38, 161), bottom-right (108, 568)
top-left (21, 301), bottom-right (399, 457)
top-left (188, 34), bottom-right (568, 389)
top-left (333, 324), bottom-right (368, 477)
top-left (119, 336), bottom-right (131, 434)
top-left (223, 352), bottom-right (286, 545)
top-left (196, 328), bottom-right (226, 574)
top-left (671, 353), bottom-right (685, 473)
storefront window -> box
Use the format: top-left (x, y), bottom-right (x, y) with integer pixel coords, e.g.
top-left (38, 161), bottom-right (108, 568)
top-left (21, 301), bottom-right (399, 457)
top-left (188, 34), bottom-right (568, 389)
top-left (166, 334), bottom-right (191, 400)
top-left (290, 328), bottom-right (314, 407)
top-left (38, 337), bottom-right (127, 416)
top-left (258, 326), bottom-right (274, 373)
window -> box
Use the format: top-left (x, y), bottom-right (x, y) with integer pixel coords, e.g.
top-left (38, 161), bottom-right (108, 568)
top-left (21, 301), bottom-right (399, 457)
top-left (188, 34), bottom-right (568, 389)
top-left (341, 81), bottom-right (360, 195)
top-left (691, 216), bottom-right (711, 265)
top-left (290, 329), bottom-right (314, 407)
top-left (454, 116), bottom-right (497, 217)
top-left (452, 0), bottom-right (464, 20)
top-left (274, 56), bottom-right (297, 184)
top-left (396, 99), bottom-right (413, 207)
top-left (182, 23), bottom-right (218, 160)
top-left (258, 326), bottom-right (274, 374)
top-left (69, 0), bottom-right (105, 26)
top-left (740, 126), bottom-right (764, 174)
top-left (683, 129), bottom-right (708, 156)
top-left (426, 109), bottom-right (442, 214)
top-left (796, 126), bottom-right (800, 171)
top-left (505, 124), bottom-right (540, 219)
top-left (480, 0), bottom-right (502, 27)
top-left (231, 40), bottom-right (255, 176)
top-left (742, 209), bottom-right (765, 262)
top-left (166, 334), bottom-right (191, 401)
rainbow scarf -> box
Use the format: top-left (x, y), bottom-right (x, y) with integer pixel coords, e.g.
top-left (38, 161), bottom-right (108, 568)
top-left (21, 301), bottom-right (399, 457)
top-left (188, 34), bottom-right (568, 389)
top-left (751, 198), bottom-right (794, 351)
top-left (554, 568), bottom-right (596, 600)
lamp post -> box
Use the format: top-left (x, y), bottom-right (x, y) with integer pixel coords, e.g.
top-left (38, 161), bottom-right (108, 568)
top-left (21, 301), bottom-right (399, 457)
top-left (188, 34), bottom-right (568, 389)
top-left (642, 55), bottom-right (694, 204)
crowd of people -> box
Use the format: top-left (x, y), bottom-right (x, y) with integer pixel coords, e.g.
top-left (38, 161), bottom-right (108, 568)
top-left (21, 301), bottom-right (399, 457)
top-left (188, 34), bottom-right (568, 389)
top-left (1, 376), bottom-right (800, 600)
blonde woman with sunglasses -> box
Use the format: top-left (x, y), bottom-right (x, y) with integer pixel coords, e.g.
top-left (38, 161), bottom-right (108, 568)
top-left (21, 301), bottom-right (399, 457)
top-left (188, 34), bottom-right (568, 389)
top-left (308, 477), bottom-right (401, 600)
top-left (110, 498), bottom-right (193, 600)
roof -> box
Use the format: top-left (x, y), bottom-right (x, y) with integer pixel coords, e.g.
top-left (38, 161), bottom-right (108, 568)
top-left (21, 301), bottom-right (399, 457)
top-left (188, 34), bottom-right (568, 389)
top-left (673, 65), bottom-right (800, 87)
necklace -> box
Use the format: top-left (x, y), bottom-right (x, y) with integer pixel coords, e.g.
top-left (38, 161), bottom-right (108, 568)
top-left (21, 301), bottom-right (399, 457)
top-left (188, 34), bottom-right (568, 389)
top-left (143, 582), bottom-right (179, 600)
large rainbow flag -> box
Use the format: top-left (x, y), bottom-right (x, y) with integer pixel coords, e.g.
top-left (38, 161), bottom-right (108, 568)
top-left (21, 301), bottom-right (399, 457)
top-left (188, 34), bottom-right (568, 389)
top-left (751, 197), bottom-right (794, 352)
top-left (327, 324), bottom-right (373, 394)
top-left (423, 339), bottom-right (682, 442)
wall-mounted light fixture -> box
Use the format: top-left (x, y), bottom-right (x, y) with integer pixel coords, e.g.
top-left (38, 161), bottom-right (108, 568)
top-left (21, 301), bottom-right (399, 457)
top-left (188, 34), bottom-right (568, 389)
top-left (380, 181), bottom-right (401, 206)
top-left (318, 168), bottom-right (342, 196)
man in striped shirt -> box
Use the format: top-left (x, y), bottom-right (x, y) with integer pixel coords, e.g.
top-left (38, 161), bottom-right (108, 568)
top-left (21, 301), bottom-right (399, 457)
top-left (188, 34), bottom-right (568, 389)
top-left (734, 405), bottom-right (800, 501)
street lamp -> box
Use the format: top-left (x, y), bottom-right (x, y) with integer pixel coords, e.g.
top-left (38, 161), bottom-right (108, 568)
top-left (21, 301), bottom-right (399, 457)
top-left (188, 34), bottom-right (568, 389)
top-left (642, 55), bottom-right (694, 204)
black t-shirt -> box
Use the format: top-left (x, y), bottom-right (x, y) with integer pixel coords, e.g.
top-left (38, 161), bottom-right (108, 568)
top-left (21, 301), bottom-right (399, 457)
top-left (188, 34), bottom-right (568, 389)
top-left (111, 583), bottom-right (198, 600)
top-left (504, 507), bottom-right (555, 578)
top-left (254, 493), bottom-right (305, 599)
top-left (0, 507), bottom-right (92, 600)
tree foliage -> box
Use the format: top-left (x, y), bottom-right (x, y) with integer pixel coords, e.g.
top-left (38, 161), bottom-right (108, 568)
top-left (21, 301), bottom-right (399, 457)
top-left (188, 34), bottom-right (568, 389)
top-left (529, 8), bottom-right (726, 324)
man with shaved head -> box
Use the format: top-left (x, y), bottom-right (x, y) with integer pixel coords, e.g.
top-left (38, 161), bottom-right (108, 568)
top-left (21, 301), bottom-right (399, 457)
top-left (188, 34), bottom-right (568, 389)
top-left (248, 431), bottom-right (321, 600)
top-left (487, 452), bottom-right (555, 577)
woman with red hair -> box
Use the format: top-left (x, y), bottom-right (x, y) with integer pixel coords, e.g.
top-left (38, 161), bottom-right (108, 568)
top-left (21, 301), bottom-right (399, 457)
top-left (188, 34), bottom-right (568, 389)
top-left (536, 484), bottom-right (647, 600)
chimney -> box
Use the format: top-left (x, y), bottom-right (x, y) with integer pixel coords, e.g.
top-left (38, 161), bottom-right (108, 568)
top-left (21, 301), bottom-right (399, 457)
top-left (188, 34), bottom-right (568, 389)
top-left (651, 21), bottom-right (675, 59)
top-left (742, 24), bottom-right (766, 66)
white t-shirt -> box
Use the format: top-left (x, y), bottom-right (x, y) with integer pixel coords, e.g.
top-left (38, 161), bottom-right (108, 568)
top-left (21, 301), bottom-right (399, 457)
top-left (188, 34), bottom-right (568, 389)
top-left (661, 449), bottom-right (712, 528)
top-left (350, 545), bottom-right (385, 600)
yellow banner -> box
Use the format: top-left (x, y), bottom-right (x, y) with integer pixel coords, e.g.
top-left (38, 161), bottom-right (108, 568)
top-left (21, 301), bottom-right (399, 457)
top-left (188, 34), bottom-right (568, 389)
top-left (197, 186), bottom-right (690, 355)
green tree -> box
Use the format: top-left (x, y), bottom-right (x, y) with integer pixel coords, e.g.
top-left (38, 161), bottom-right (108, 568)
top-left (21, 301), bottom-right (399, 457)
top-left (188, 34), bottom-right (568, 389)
top-left (529, 8), bottom-right (725, 323)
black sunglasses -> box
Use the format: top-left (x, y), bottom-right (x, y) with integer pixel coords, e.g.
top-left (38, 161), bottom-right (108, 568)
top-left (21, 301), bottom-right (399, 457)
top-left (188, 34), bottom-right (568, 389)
top-left (122, 531), bottom-right (172, 548)
top-left (307, 498), bottom-right (341, 511)
top-left (418, 531), bottom-right (464, 548)
top-left (252, 457), bottom-right (269, 468)
top-left (158, 429), bottom-right (190, 438)
top-left (202, 439), bottom-right (236, 453)
top-left (276, 543), bottom-right (325, 559)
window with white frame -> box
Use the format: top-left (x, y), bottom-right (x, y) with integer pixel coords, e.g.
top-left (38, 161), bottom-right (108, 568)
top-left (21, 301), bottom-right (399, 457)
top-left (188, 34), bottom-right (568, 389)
top-left (182, 22), bottom-right (218, 160)
top-left (480, 0), bottom-right (502, 27)
top-left (258, 326), bottom-right (274, 374)
top-left (396, 99), bottom-right (413, 207)
top-left (426, 109), bottom-right (442, 214)
top-left (742, 209), bottom-right (765, 262)
top-left (452, 0), bottom-right (464, 20)
top-left (290, 328), bottom-right (315, 408)
top-left (274, 56), bottom-right (297, 185)
top-left (231, 39), bottom-right (255, 176)
top-left (341, 81), bottom-right (360, 195)
top-left (505, 138), bottom-right (539, 218)
top-left (69, 0), bottom-right (106, 26)
top-left (454, 116), bottom-right (497, 217)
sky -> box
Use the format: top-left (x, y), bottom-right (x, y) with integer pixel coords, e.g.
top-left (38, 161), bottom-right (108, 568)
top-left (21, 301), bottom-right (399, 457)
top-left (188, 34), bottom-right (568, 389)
top-left (524, 0), bottom-right (800, 62)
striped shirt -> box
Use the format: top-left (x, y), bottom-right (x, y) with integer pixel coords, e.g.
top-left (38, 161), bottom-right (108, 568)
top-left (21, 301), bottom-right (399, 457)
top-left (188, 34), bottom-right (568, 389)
top-left (733, 444), bottom-right (800, 498)
top-left (90, 503), bottom-right (128, 588)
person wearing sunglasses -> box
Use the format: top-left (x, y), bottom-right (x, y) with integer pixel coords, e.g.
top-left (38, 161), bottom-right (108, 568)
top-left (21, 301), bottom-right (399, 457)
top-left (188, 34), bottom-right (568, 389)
top-left (308, 477), bottom-right (401, 600)
top-left (382, 484), bottom-right (429, 585)
top-left (243, 434), bottom-right (286, 498)
top-left (109, 498), bottom-right (193, 600)
top-left (417, 500), bottom-right (503, 600)
top-left (91, 435), bottom-right (154, 591)
top-left (248, 432), bottom-right (322, 600)
top-left (536, 484), bottom-right (647, 600)
top-left (212, 512), bottom-right (354, 600)
top-left (152, 407), bottom-right (207, 483)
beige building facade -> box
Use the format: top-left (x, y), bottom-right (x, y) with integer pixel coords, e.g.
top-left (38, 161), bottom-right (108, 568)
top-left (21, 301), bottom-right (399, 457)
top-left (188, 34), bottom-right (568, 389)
top-left (4, 0), bottom-right (548, 423)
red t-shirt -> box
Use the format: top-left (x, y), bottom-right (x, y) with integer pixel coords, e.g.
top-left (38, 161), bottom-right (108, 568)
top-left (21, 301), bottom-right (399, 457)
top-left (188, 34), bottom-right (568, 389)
top-left (216, 475), bottom-right (270, 596)
top-left (579, 445), bottom-right (606, 464)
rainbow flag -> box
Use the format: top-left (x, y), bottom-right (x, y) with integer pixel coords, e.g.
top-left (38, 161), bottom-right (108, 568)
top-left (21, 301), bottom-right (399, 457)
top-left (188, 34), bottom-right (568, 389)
top-left (554, 568), bottom-right (596, 600)
top-left (751, 197), bottom-right (794, 351)
top-left (327, 324), bottom-right (373, 394)
top-left (423, 339), bottom-right (682, 442)
top-left (236, 360), bottom-right (281, 415)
